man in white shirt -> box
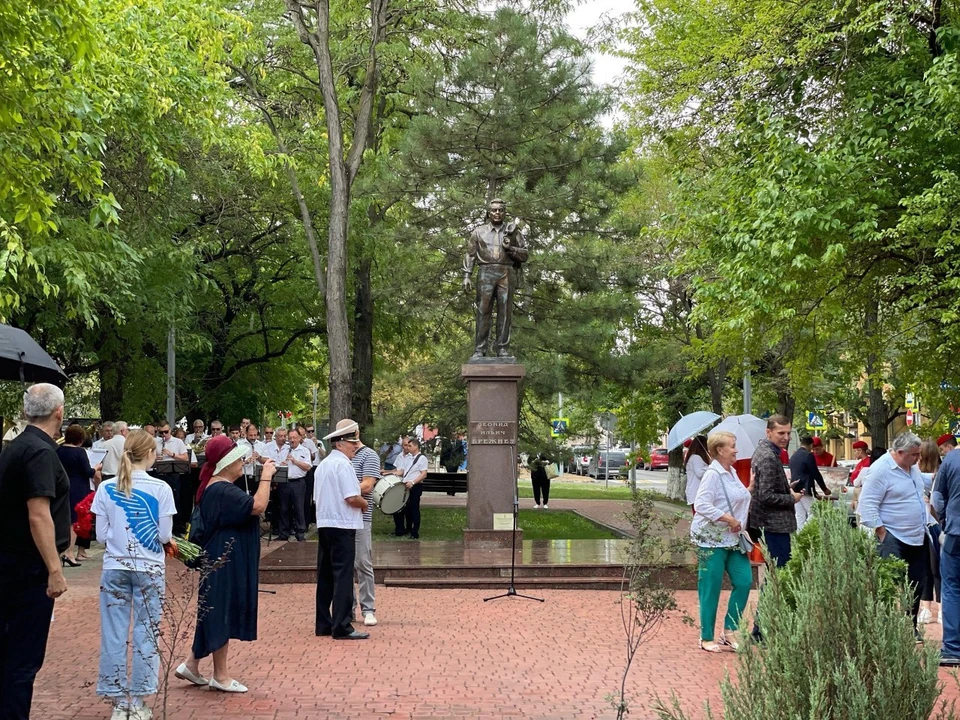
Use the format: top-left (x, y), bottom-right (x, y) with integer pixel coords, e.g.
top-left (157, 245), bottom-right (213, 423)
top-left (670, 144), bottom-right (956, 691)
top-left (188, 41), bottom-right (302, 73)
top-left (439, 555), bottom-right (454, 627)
top-left (238, 423), bottom-right (266, 493)
top-left (208, 420), bottom-right (224, 439)
top-left (156, 423), bottom-right (189, 461)
top-left (387, 437), bottom-right (428, 538)
top-left (186, 420), bottom-right (208, 446)
top-left (101, 422), bottom-right (130, 478)
top-left (93, 421), bottom-right (114, 450)
top-left (300, 425), bottom-right (323, 530)
top-left (315, 419), bottom-right (368, 640)
top-left (260, 427), bottom-right (288, 463)
top-left (278, 428), bottom-right (312, 541)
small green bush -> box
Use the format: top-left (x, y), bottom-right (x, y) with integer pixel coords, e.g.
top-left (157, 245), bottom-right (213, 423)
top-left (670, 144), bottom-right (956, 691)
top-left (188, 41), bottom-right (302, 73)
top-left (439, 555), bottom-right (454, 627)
top-left (657, 503), bottom-right (955, 720)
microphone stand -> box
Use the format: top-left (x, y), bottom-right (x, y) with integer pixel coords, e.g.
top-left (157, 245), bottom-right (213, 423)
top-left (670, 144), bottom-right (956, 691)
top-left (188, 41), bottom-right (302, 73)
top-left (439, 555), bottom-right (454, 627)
top-left (484, 446), bottom-right (544, 604)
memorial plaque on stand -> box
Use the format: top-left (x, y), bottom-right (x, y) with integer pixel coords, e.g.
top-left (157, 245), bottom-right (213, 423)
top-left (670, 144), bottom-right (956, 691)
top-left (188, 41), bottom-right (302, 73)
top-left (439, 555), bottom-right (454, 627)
top-left (468, 421), bottom-right (517, 446)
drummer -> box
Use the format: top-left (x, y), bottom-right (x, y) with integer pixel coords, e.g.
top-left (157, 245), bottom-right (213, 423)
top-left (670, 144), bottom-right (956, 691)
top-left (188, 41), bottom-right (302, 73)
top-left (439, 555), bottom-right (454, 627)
top-left (351, 438), bottom-right (381, 628)
top-left (385, 437), bottom-right (428, 539)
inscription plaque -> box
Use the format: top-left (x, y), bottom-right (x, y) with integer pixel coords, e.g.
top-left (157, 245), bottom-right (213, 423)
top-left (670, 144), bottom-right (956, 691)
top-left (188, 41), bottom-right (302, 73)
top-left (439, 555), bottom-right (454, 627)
top-left (468, 420), bottom-right (517, 445)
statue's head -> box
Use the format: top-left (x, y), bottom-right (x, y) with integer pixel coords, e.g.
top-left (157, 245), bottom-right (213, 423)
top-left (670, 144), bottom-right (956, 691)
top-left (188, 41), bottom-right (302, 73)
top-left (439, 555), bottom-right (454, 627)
top-left (487, 198), bottom-right (506, 225)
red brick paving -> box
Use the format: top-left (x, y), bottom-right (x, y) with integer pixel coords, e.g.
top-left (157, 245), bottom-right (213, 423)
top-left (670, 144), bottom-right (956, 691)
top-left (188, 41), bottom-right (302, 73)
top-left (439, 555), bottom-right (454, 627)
top-left (30, 556), bottom-right (960, 719)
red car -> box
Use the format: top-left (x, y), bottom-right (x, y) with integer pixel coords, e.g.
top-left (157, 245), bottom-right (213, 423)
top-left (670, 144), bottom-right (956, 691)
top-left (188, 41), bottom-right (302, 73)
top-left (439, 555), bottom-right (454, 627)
top-left (649, 447), bottom-right (670, 470)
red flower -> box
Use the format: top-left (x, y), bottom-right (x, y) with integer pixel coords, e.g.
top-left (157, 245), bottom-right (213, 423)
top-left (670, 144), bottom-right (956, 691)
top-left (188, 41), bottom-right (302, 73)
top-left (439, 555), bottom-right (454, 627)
top-left (73, 492), bottom-right (96, 540)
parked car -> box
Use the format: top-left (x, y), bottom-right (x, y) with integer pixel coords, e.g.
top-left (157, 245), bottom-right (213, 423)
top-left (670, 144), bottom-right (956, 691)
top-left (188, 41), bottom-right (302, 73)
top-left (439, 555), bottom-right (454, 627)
top-left (588, 450), bottom-right (627, 478)
top-left (569, 445), bottom-right (593, 476)
top-left (649, 447), bottom-right (670, 470)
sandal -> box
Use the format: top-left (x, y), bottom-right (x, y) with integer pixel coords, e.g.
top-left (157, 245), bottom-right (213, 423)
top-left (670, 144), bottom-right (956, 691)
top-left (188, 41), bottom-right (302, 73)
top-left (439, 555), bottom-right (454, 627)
top-left (699, 639), bottom-right (723, 653)
top-left (720, 632), bottom-right (740, 651)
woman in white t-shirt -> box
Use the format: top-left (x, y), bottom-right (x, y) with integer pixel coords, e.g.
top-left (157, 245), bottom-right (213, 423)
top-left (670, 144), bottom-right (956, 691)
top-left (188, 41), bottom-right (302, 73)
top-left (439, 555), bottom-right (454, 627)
top-left (684, 435), bottom-right (710, 513)
top-left (92, 430), bottom-right (176, 720)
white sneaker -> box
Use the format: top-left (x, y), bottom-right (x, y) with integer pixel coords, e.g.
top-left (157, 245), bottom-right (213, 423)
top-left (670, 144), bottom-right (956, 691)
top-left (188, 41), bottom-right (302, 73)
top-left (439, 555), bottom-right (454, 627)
top-left (110, 707), bottom-right (129, 720)
top-left (364, 612), bottom-right (378, 627)
top-left (534, 504), bottom-right (540, 509)
top-left (543, 504), bottom-right (549, 509)
top-left (919, 608), bottom-right (933, 624)
top-left (130, 706), bottom-right (153, 720)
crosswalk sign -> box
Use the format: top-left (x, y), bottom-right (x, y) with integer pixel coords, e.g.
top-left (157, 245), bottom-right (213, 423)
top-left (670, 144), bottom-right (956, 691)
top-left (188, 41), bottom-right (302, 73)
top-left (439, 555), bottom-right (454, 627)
top-left (551, 418), bottom-right (569, 437)
top-left (805, 411), bottom-right (826, 431)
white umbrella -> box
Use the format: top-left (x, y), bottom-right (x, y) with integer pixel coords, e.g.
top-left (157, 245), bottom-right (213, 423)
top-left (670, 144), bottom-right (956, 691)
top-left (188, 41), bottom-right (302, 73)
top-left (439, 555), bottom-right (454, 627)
top-left (667, 411), bottom-right (721, 452)
top-left (712, 414), bottom-right (768, 458)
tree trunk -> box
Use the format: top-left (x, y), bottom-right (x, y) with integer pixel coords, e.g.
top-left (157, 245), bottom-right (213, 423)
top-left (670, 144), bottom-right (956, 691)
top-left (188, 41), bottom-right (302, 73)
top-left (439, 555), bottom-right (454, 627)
top-left (351, 256), bottom-right (374, 429)
top-left (777, 392), bottom-right (795, 422)
top-left (665, 447), bottom-right (685, 501)
top-left (99, 361), bottom-right (125, 420)
top-left (283, 0), bottom-right (388, 426)
top-left (707, 359), bottom-right (727, 415)
top-left (863, 294), bottom-right (888, 446)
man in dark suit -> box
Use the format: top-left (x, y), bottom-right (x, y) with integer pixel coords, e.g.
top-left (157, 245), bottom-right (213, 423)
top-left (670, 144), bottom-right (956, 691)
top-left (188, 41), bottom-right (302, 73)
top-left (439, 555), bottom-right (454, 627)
top-left (789, 437), bottom-right (831, 529)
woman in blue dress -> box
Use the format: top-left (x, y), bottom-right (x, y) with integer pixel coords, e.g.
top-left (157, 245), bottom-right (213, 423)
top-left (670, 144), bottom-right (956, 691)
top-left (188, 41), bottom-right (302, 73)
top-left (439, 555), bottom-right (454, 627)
top-left (175, 435), bottom-right (274, 693)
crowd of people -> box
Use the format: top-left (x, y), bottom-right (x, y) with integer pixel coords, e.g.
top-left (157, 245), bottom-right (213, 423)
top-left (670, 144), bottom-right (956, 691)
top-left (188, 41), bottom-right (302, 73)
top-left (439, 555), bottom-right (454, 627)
top-left (0, 385), bottom-right (437, 720)
top-left (686, 413), bottom-right (959, 662)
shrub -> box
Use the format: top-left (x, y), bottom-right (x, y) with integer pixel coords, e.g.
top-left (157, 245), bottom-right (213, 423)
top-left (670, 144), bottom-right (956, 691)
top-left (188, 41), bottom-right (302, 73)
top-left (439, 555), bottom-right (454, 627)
top-left (656, 503), bottom-right (955, 720)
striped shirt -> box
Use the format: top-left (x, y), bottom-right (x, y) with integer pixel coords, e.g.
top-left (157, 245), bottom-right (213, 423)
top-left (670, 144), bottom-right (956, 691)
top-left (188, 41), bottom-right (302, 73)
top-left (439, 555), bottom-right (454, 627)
top-left (351, 445), bottom-right (382, 523)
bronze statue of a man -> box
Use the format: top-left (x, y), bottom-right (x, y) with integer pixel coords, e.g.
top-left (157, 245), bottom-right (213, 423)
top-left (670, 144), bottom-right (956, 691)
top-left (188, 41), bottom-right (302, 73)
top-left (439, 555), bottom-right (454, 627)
top-left (462, 198), bottom-right (529, 360)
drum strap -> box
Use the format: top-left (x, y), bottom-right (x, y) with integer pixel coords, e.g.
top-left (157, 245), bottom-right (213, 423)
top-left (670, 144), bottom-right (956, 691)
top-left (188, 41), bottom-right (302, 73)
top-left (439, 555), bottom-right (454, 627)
top-left (402, 454), bottom-right (423, 482)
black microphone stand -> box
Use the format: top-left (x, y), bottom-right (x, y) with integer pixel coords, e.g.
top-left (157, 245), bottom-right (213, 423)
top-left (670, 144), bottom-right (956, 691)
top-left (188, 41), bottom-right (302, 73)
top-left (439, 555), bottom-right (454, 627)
top-left (484, 447), bottom-right (544, 603)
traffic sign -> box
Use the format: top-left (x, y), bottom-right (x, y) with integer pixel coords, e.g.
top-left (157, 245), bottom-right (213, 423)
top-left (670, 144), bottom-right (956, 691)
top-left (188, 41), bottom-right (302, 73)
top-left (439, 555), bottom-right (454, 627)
top-left (805, 411), bottom-right (826, 431)
top-left (905, 391), bottom-right (916, 410)
top-left (550, 417), bottom-right (570, 437)
top-left (951, 418), bottom-right (960, 438)
top-left (906, 409), bottom-right (914, 427)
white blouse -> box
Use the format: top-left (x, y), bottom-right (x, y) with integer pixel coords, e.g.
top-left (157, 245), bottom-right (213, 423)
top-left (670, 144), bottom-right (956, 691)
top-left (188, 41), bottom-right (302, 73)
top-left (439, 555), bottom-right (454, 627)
top-left (685, 454), bottom-right (709, 505)
top-left (691, 460), bottom-right (751, 548)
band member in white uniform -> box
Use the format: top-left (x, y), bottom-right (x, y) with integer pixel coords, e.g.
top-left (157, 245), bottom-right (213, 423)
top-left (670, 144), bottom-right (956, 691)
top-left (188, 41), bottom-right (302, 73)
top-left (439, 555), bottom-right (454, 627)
top-left (277, 428), bottom-right (311, 541)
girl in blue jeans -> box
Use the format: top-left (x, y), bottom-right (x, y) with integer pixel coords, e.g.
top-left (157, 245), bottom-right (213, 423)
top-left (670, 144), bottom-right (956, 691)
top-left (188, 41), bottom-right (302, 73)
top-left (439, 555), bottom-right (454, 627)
top-left (92, 430), bottom-right (176, 720)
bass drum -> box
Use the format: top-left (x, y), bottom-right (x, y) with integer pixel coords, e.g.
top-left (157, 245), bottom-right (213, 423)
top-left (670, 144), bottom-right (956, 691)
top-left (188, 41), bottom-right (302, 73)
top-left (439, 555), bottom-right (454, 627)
top-left (372, 476), bottom-right (409, 515)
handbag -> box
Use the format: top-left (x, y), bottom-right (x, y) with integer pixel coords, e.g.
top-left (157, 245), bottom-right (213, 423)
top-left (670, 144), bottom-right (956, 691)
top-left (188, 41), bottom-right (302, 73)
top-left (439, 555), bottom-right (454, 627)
top-left (545, 464), bottom-right (559, 480)
top-left (719, 473), bottom-right (754, 555)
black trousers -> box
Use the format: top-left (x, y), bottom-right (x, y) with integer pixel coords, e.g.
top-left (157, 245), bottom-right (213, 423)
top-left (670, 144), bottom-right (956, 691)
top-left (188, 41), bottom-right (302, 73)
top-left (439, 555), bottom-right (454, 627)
top-left (404, 484), bottom-right (424, 538)
top-left (315, 528), bottom-right (357, 637)
top-left (0, 552), bottom-right (55, 720)
top-left (303, 467), bottom-right (316, 528)
top-left (879, 532), bottom-right (929, 623)
top-left (532, 476), bottom-right (551, 505)
top-left (277, 480), bottom-right (306, 539)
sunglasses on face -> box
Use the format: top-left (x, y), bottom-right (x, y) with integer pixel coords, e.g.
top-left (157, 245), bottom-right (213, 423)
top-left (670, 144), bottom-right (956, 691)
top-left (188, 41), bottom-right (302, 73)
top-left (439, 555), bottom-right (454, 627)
top-left (161, 430), bottom-right (171, 435)
top-left (307, 430), bottom-right (314, 434)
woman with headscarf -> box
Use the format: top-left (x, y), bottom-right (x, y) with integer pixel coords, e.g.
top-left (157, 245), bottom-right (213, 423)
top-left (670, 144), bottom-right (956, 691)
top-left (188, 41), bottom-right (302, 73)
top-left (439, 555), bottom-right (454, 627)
top-left (175, 435), bottom-right (274, 693)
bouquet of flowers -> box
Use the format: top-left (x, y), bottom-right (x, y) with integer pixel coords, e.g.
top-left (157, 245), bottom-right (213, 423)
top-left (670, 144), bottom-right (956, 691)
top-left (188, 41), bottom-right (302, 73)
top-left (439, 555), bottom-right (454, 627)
top-left (164, 536), bottom-right (202, 566)
top-left (73, 492), bottom-right (95, 540)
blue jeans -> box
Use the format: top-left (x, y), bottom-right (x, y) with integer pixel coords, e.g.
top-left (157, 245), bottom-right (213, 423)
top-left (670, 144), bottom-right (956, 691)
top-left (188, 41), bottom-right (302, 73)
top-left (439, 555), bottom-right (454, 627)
top-left (941, 535), bottom-right (960, 658)
top-left (98, 569), bottom-right (164, 705)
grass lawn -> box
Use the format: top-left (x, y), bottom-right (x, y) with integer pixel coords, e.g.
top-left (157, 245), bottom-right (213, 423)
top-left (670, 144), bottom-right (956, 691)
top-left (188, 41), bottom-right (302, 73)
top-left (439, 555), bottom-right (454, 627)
top-left (516, 481), bottom-right (634, 500)
top-left (371, 506), bottom-right (620, 542)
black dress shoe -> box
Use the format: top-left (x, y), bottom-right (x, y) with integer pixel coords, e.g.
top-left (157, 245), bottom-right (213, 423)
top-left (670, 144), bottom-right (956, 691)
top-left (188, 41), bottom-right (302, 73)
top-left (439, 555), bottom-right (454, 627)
top-left (333, 630), bottom-right (370, 640)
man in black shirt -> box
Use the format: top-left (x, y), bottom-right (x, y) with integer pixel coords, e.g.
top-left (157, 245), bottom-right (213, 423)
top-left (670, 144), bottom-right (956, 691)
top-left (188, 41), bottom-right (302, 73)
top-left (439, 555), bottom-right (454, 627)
top-left (0, 383), bottom-right (70, 720)
top-left (789, 436), bottom-right (831, 530)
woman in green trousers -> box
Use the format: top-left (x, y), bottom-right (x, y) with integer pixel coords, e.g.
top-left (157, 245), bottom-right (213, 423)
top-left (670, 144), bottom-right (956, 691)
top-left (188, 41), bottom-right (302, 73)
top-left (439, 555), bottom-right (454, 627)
top-left (690, 430), bottom-right (753, 652)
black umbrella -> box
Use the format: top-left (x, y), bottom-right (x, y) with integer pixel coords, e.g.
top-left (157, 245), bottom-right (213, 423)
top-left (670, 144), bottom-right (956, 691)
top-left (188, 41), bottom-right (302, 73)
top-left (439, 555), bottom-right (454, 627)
top-left (0, 324), bottom-right (68, 386)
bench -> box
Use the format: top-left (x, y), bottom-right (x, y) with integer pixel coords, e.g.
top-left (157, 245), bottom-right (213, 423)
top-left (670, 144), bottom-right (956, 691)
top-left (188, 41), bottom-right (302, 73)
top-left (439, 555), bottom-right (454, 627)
top-left (422, 471), bottom-right (468, 496)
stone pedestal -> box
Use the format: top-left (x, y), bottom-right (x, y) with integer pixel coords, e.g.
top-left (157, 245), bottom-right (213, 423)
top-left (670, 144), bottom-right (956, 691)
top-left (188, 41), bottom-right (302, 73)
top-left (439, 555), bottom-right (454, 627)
top-left (462, 363), bottom-right (525, 547)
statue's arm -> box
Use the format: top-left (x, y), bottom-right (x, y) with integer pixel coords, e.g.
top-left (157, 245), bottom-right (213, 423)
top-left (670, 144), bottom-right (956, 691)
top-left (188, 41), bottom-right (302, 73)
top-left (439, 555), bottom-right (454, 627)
top-left (509, 231), bottom-right (529, 263)
top-left (463, 230), bottom-right (477, 275)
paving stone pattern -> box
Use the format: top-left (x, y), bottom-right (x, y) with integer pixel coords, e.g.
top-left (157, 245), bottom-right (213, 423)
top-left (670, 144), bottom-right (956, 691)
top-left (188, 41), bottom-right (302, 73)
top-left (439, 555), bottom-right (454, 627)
top-left (32, 558), bottom-right (960, 719)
